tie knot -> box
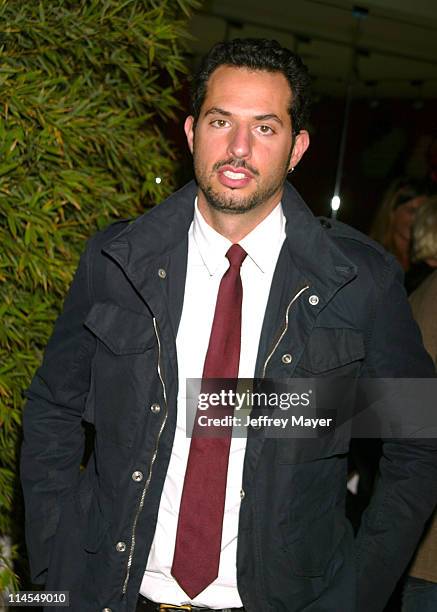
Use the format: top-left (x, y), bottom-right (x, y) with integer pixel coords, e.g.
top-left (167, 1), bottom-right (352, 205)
top-left (226, 244), bottom-right (247, 269)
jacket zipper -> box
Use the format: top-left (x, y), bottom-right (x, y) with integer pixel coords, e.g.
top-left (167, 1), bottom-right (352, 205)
top-left (261, 285), bottom-right (310, 378)
top-left (122, 317), bottom-right (169, 595)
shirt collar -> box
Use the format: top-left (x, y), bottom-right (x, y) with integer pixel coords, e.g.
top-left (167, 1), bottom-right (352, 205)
top-left (192, 198), bottom-right (232, 276)
top-left (192, 197), bottom-right (286, 276)
top-left (239, 202), bottom-right (285, 273)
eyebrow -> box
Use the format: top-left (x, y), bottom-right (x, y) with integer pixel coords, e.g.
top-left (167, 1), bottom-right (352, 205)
top-left (204, 107), bottom-right (284, 126)
top-left (254, 113), bottom-right (283, 126)
top-left (204, 107), bottom-right (232, 117)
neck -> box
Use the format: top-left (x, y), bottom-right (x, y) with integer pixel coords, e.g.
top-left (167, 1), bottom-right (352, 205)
top-left (197, 192), bottom-right (283, 242)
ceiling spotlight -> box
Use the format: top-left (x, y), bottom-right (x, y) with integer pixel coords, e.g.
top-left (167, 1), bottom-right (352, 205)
top-left (331, 195), bottom-right (341, 218)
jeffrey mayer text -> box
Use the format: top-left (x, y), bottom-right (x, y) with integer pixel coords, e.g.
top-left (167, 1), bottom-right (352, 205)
top-left (197, 415), bottom-right (333, 429)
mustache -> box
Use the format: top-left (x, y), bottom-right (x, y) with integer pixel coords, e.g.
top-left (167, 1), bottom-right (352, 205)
top-left (212, 158), bottom-right (259, 176)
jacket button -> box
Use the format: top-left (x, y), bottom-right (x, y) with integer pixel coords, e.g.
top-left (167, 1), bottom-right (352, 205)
top-left (240, 489), bottom-right (245, 500)
top-left (309, 294), bottom-right (319, 306)
top-left (150, 403), bottom-right (161, 414)
top-left (132, 470), bottom-right (143, 482)
top-left (281, 353), bottom-right (292, 364)
top-left (158, 268), bottom-right (167, 279)
top-left (116, 541), bottom-right (126, 552)
top-left (102, 609), bottom-right (112, 612)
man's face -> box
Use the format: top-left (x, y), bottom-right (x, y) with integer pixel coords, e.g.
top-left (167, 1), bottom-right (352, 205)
top-left (185, 65), bottom-right (309, 215)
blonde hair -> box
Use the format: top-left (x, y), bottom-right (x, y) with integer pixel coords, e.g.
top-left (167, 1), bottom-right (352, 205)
top-left (411, 196), bottom-right (437, 262)
top-left (370, 178), bottom-right (428, 252)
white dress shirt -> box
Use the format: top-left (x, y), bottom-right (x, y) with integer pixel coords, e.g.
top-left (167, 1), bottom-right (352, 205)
top-left (140, 198), bottom-right (286, 608)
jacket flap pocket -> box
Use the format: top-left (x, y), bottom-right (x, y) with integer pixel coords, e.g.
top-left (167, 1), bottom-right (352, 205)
top-left (84, 302), bottom-right (155, 355)
top-left (298, 327), bottom-right (364, 373)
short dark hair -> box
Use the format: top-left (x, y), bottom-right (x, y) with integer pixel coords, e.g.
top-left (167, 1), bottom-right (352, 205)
top-left (191, 38), bottom-right (311, 134)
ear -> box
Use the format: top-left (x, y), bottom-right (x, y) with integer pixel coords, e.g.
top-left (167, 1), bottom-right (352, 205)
top-left (184, 116), bottom-right (195, 154)
top-left (289, 130), bottom-right (310, 170)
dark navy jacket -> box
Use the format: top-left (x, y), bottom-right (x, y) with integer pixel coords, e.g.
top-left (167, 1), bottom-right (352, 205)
top-left (21, 181), bottom-right (437, 612)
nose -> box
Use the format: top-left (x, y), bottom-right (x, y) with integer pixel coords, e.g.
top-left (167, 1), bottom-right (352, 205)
top-left (227, 124), bottom-right (252, 159)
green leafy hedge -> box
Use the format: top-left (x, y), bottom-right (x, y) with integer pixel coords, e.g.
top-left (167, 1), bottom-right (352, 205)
top-left (0, 0), bottom-right (199, 590)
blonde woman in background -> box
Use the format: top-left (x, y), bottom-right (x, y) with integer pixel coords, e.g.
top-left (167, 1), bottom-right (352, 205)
top-left (371, 178), bottom-right (428, 272)
top-left (405, 197), bottom-right (437, 293)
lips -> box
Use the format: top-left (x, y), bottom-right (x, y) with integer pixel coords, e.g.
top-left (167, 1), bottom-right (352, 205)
top-left (217, 164), bottom-right (254, 189)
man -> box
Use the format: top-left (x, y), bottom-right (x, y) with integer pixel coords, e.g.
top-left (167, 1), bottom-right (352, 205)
top-left (21, 39), bottom-right (437, 612)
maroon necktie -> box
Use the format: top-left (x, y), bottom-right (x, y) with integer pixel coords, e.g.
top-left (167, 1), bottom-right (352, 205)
top-left (171, 244), bottom-right (247, 598)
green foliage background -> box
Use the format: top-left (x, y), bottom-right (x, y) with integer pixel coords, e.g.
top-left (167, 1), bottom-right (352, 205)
top-left (0, 0), bottom-right (199, 590)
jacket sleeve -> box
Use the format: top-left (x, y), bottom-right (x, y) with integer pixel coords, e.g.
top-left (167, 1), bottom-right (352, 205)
top-left (20, 237), bottom-right (96, 584)
top-left (355, 256), bottom-right (437, 611)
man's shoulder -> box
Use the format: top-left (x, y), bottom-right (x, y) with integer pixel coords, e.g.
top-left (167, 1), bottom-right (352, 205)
top-left (318, 216), bottom-right (385, 255)
top-left (86, 216), bottom-right (141, 253)
top-left (86, 181), bottom-right (197, 255)
top-left (284, 183), bottom-right (395, 274)
top-left (94, 218), bottom-right (134, 243)
top-left (318, 216), bottom-right (395, 270)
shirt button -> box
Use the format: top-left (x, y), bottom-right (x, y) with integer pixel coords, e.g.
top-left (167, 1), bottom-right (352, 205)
top-left (281, 353), bottom-right (292, 364)
top-left (116, 541), bottom-right (126, 552)
top-left (132, 471), bottom-right (143, 482)
top-left (150, 403), bottom-right (161, 414)
top-left (309, 294), bottom-right (319, 306)
top-left (158, 268), bottom-right (167, 279)
top-left (240, 489), bottom-right (245, 500)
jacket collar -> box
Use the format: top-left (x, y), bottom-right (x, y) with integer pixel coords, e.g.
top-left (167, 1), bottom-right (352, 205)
top-left (103, 179), bottom-right (356, 303)
top-left (103, 181), bottom-right (197, 270)
top-left (280, 181), bottom-right (357, 302)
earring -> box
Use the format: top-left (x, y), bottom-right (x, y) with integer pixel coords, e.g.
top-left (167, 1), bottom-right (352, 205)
top-left (288, 167), bottom-right (294, 174)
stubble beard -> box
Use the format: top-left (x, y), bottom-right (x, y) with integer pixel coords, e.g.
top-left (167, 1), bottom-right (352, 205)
top-left (193, 149), bottom-right (293, 215)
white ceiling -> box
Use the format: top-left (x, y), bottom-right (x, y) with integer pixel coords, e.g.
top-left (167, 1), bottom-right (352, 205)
top-left (188, 0), bottom-right (437, 98)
